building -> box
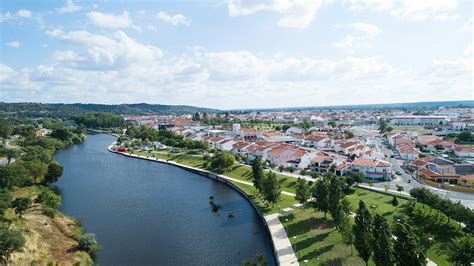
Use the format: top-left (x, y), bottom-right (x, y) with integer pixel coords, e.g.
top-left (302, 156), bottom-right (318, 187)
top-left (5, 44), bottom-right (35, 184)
top-left (351, 158), bottom-right (392, 180)
top-left (390, 116), bottom-right (448, 126)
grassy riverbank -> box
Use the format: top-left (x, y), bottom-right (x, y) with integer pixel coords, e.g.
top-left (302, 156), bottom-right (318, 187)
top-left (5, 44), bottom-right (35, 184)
top-left (8, 186), bottom-right (92, 264)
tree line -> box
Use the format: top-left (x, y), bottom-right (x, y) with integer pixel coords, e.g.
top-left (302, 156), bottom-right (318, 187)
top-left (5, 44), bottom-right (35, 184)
top-left (74, 112), bottom-right (125, 129)
top-left (0, 118), bottom-right (99, 262)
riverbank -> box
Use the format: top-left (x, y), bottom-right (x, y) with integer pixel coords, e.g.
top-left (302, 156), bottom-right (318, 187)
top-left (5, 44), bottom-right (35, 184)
top-left (107, 142), bottom-right (299, 266)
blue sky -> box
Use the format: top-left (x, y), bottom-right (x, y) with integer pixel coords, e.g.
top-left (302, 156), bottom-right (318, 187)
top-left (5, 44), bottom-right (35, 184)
top-left (1, 0), bottom-right (472, 109)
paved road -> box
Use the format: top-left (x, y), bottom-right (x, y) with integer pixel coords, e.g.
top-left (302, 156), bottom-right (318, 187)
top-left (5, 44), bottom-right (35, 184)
top-left (371, 136), bottom-right (474, 209)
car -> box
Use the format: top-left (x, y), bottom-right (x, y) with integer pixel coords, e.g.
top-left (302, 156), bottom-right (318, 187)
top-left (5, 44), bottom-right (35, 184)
top-left (396, 170), bottom-right (402, 175)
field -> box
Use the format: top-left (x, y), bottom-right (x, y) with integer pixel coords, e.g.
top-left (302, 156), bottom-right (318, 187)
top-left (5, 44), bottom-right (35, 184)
top-left (280, 187), bottom-right (467, 266)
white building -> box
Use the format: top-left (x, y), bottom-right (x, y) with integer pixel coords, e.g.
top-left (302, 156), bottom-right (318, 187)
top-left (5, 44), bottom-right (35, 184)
top-left (351, 158), bottom-right (392, 180)
top-left (390, 116), bottom-right (448, 126)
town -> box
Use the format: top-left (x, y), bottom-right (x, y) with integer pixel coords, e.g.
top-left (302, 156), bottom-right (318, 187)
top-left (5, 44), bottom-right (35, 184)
top-left (123, 107), bottom-right (474, 207)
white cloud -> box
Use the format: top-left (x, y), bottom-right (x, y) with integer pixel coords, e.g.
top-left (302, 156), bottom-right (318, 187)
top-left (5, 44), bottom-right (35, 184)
top-left (459, 17), bottom-right (473, 32)
top-left (228, 0), bottom-right (331, 29)
top-left (0, 9), bottom-right (32, 22)
top-left (157, 11), bottom-right (191, 26)
top-left (57, 0), bottom-right (82, 14)
top-left (346, 22), bottom-right (382, 36)
top-left (333, 36), bottom-right (369, 51)
top-left (343, 0), bottom-right (393, 11)
top-left (391, 0), bottom-right (459, 21)
top-left (87, 11), bottom-right (141, 31)
top-left (46, 29), bottom-right (162, 69)
top-left (6, 41), bottom-right (21, 48)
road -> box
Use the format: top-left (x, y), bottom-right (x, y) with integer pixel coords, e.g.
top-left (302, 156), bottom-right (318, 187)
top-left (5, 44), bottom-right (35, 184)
top-left (371, 135), bottom-right (474, 209)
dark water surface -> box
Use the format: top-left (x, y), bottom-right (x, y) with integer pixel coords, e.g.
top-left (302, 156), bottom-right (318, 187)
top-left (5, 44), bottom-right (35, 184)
top-left (54, 133), bottom-right (275, 265)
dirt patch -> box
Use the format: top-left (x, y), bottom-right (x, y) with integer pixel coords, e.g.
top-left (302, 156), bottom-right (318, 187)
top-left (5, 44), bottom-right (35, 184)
top-left (8, 207), bottom-right (92, 265)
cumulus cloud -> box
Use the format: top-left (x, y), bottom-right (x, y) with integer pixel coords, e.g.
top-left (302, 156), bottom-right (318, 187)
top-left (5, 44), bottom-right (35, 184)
top-left (46, 29), bottom-right (162, 69)
top-left (87, 11), bottom-right (141, 31)
top-left (57, 0), bottom-right (82, 14)
top-left (228, 0), bottom-right (330, 29)
top-left (346, 22), bottom-right (382, 35)
top-left (6, 41), bottom-right (21, 48)
top-left (333, 23), bottom-right (381, 52)
top-left (0, 9), bottom-right (32, 22)
top-left (157, 11), bottom-right (191, 26)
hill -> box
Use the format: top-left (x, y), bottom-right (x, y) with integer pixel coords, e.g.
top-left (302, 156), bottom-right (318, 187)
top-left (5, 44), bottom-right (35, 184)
top-left (0, 102), bottom-right (220, 118)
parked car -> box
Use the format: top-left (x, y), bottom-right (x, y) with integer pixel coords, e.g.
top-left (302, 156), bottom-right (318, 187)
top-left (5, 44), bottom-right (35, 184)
top-left (396, 170), bottom-right (402, 175)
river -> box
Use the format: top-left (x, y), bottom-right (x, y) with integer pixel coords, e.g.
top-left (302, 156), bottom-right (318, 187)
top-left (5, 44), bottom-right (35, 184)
top-left (53, 133), bottom-right (276, 265)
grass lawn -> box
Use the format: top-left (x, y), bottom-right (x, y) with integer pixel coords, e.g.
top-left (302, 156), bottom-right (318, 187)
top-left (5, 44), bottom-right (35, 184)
top-left (280, 208), bottom-right (369, 265)
top-left (281, 187), bottom-right (467, 266)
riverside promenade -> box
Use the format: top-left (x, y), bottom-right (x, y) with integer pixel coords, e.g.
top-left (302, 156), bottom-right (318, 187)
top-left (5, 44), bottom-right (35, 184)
top-left (107, 143), bottom-right (299, 266)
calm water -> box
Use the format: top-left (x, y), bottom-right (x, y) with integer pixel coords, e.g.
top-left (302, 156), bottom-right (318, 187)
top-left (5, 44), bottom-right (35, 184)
top-left (54, 134), bottom-right (275, 265)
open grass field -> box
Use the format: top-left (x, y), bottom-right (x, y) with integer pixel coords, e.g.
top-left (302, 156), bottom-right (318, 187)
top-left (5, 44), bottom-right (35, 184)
top-left (281, 187), bottom-right (467, 266)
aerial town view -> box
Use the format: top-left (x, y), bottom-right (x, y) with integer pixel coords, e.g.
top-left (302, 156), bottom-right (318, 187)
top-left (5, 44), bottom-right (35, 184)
top-left (1, 0), bottom-right (473, 265)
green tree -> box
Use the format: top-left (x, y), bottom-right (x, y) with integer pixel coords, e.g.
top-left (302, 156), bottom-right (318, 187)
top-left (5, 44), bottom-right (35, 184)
top-left (50, 128), bottom-right (72, 142)
top-left (353, 200), bottom-right (373, 266)
top-left (350, 171), bottom-right (365, 184)
top-left (339, 215), bottom-right (354, 254)
top-left (457, 131), bottom-right (473, 142)
top-left (12, 197), bottom-right (31, 218)
top-left (446, 235), bottom-right (474, 266)
top-left (328, 121), bottom-right (337, 128)
top-left (0, 223), bottom-right (25, 263)
top-left (0, 189), bottom-right (12, 216)
top-left (0, 118), bottom-right (12, 139)
top-left (392, 195), bottom-right (399, 207)
top-left (393, 220), bottom-right (426, 266)
top-left (312, 177), bottom-right (330, 217)
top-left (77, 233), bottom-right (102, 254)
top-left (372, 214), bottom-right (394, 266)
top-left (210, 152), bottom-right (235, 171)
top-left (261, 171), bottom-right (281, 207)
top-left (25, 161), bottom-right (47, 183)
top-left (294, 178), bottom-right (311, 207)
top-left (379, 120), bottom-right (388, 134)
top-left (44, 163), bottom-right (63, 184)
top-left (251, 157), bottom-right (265, 192)
top-left (35, 190), bottom-right (62, 209)
top-left (243, 254), bottom-right (267, 266)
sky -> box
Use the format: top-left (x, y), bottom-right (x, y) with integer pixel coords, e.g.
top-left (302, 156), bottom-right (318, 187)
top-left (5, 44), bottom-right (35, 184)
top-left (0, 0), bottom-right (473, 109)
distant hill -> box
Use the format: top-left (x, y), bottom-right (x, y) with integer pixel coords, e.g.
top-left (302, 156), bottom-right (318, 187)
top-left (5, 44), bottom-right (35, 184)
top-left (0, 102), bottom-right (221, 118)
top-left (233, 100), bottom-right (474, 112)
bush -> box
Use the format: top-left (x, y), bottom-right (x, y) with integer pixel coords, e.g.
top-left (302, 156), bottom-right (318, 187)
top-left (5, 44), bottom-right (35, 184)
top-left (77, 233), bottom-right (101, 254)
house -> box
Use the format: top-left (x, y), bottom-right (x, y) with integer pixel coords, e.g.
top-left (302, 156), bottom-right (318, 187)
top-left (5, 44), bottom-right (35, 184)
top-left (418, 169), bottom-right (459, 184)
top-left (231, 141), bottom-right (253, 156)
top-left (415, 135), bottom-right (442, 146)
top-left (310, 155), bottom-right (334, 173)
top-left (390, 115), bottom-right (448, 126)
top-left (396, 143), bottom-right (421, 160)
top-left (216, 139), bottom-right (236, 151)
top-left (458, 174), bottom-right (474, 187)
top-left (453, 145), bottom-right (474, 158)
top-left (426, 139), bottom-right (455, 152)
top-left (335, 162), bottom-right (352, 176)
top-left (285, 149), bottom-right (308, 169)
top-left (302, 134), bottom-right (328, 148)
top-left (266, 145), bottom-right (295, 166)
top-left (351, 158), bottom-right (392, 180)
top-left (286, 126), bottom-right (304, 135)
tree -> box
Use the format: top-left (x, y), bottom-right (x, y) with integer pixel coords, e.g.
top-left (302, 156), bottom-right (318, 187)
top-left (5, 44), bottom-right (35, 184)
top-left (339, 215), bottom-right (354, 254)
top-left (353, 200), bottom-right (373, 266)
top-left (12, 197), bottom-right (31, 217)
top-left (278, 165), bottom-right (284, 172)
top-left (261, 171), bottom-right (281, 207)
top-left (446, 235), bottom-right (474, 266)
top-left (392, 195), bottom-right (399, 207)
top-left (0, 223), bottom-right (25, 263)
top-left (379, 120), bottom-right (388, 134)
top-left (210, 152), bottom-right (235, 171)
top-left (328, 174), bottom-right (346, 219)
top-left (44, 163), bottom-right (63, 184)
top-left (295, 178), bottom-right (311, 207)
top-left (328, 121), bottom-right (337, 128)
top-left (50, 128), bottom-right (72, 142)
top-left (350, 171), bottom-right (365, 184)
top-left (393, 220), bottom-right (426, 266)
top-left (78, 233), bottom-right (102, 254)
top-left (457, 131), bottom-right (473, 142)
top-left (0, 118), bottom-right (12, 139)
top-left (252, 157), bottom-right (265, 192)
top-left (25, 161), bottom-right (47, 183)
top-left (35, 190), bottom-right (62, 209)
top-left (312, 177), bottom-right (330, 217)
top-left (0, 148), bottom-right (18, 165)
top-left (372, 214), bottom-right (394, 266)
top-left (0, 189), bottom-right (12, 216)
